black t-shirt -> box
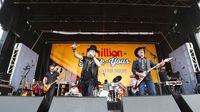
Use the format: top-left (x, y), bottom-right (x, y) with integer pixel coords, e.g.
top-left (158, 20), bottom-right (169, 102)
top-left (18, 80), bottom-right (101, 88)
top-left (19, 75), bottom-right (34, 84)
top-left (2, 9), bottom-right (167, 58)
top-left (159, 71), bottom-right (169, 82)
top-left (45, 71), bottom-right (59, 84)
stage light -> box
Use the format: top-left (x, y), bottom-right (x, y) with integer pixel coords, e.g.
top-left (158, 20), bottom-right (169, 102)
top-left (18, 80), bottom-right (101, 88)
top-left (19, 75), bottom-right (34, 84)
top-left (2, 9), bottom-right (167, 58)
top-left (198, 1), bottom-right (200, 8)
top-left (0, 0), bottom-right (4, 9)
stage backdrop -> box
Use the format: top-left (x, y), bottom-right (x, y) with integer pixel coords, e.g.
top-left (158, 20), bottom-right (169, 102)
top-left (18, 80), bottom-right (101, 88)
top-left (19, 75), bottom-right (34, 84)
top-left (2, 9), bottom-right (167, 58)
top-left (50, 43), bottom-right (159, 87)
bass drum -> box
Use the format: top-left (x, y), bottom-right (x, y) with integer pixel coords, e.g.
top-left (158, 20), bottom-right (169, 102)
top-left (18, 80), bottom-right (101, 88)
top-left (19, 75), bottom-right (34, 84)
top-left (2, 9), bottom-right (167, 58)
top-left (99, 90), bottom-right (110, 101)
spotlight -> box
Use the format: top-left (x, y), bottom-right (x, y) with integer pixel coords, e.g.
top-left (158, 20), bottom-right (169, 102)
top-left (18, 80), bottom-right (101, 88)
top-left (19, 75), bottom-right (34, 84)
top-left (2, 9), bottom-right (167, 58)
top-left (198, 1), bottom-right (200, 8)
top-left (174, 9), bottom-right (178, 14)
top-left (26, 6), bottom-right (31, 10)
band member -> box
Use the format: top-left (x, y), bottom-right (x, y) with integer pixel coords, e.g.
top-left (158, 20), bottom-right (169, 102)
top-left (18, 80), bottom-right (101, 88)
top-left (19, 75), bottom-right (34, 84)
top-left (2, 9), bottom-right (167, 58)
top-left (65, 82), bottom-right (82, 96)
top-left (159, 66), bottom-right (171, 94)
top-left (72, 44), bottom-right (101, 96)
top-left (131, 47), bottom-right (164, 96)
top-left (41, 65), bottom-right (59, 111)
top-left (159, 66), bottom-right (170, 82)
top-left (21, 79), bottom-right (29, 96)
top-left (103, 79), bottom-right (110, 91)
top-left (32, 81), bottom-right (40, 96)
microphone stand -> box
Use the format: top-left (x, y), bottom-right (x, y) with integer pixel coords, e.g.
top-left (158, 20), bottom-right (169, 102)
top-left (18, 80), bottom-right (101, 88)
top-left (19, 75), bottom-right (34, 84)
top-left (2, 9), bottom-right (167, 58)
top-left (145, 48), bottom-right (163, 95)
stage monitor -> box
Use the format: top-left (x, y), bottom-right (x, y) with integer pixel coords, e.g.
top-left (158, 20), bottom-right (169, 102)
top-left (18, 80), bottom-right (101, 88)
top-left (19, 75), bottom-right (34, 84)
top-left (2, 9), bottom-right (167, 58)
top-left (0, 96), bottom-right (43, 112)
top-left (122, 95), bottom-right (181, 112)
top-left (181, 94), bottom-right (200, 111)
top-left (49, 97), bottom-right (108, 112)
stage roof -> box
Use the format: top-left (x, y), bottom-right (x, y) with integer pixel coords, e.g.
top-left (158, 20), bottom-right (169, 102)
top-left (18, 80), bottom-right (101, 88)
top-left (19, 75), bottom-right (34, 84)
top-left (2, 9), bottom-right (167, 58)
top-left (0, 0), bottom-right (198, 43)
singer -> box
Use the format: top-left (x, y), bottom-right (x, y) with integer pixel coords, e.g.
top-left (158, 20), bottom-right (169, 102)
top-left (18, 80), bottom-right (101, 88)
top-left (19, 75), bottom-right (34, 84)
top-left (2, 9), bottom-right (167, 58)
top-left (71, 43), bottom-right (101, 96)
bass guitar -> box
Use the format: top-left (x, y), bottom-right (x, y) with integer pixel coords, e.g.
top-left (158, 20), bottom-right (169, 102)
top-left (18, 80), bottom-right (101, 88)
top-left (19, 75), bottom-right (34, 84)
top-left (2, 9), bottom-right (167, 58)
top-left (131, 57), bottom-right (173, 93)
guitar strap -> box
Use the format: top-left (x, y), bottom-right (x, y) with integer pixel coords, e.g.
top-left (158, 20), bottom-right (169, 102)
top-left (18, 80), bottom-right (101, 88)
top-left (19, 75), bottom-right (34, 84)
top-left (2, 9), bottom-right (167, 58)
top-left (147, 59), bottom-right (151, 71)
top-left (136, 58), bottom-right (151, 71)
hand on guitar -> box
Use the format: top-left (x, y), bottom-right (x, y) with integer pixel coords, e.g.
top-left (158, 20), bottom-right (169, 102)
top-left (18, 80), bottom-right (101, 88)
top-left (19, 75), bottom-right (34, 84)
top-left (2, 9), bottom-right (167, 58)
top-left (129, 74), bottom-right (135, 78)
top-left (43, 78), bottom-right (63, 94)
top-left (42, 81), bottom-right (57, 94)
top-left (138, 72), bottom-right (146, 78)
top-left (160, 59), bottom-right (165, 67)
top-left (43, 84), bottom-right (50, 89)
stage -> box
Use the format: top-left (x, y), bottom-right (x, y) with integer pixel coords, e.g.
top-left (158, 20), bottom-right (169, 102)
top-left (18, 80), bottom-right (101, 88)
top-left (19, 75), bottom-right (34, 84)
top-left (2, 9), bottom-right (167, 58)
top-left (0, 94), bottom-right (200, 112)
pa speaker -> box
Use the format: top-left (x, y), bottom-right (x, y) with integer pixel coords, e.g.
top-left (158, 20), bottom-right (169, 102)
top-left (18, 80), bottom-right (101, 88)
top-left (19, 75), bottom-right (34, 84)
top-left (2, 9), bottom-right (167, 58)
top-left (181, 94), bottom-right (200, 112)
top-left (0, 96), bottom-right (43, 112)
top-left (49, 97), bottom-right (108, 112)
top-left (122, 95), bottom-right (181, 112)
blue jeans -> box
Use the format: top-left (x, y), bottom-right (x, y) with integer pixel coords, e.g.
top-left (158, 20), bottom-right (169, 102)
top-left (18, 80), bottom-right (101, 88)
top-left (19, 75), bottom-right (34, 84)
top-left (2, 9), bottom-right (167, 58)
top-left (139, 78), bottom-right (156, 96)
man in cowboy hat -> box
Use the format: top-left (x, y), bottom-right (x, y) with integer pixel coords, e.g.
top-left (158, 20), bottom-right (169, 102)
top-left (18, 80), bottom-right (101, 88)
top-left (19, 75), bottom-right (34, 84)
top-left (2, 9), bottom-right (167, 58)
top-left (131, 47), bottom-right (164, 96)
top-left (71, 43), bottom-right (101, 96)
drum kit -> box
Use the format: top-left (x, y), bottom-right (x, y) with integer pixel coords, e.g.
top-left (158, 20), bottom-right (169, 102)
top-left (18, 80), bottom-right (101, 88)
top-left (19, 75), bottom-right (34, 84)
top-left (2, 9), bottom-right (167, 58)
top-left (63, 75), bottom-right (126, 101)
top-left (98, 75), bottom-right (126, 102)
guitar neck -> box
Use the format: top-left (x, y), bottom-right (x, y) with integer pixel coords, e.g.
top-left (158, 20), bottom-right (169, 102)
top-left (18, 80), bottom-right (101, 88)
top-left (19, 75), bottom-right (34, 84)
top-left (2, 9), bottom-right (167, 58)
top-left (146, 57), bottom-right (173, 73)
top-left (50, 80), bottom-right (57, 85)
top-left (50, 77), bottom-right (63, 85)
top-left (147, 63), bottom-right (161, 73)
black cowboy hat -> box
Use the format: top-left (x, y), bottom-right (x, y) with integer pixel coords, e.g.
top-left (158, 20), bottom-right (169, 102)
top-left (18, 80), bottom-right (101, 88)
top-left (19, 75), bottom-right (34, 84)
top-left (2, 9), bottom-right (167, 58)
top-left (87, 45), bottom-right (99, 53)
top-left (134, 47), bottom-right (145, 57)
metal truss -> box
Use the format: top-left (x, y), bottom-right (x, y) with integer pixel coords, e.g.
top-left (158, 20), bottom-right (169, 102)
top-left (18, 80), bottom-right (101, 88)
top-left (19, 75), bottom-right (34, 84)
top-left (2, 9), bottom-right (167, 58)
top-left (29, 15), bottom-right (174, 25)
top-left (7, 43), bottom-right (21, 74)
top-left (186, 43), bottom-right (200, 72)
top-left (13, 0), bottom-right (193, 8)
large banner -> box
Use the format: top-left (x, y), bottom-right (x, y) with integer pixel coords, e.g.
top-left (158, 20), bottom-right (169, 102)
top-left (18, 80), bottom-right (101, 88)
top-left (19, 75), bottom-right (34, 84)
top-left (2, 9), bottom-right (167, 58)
top-left (8, 43), bottom-right (39, 91)
top-left (50, 43), bottom-right (159, 87)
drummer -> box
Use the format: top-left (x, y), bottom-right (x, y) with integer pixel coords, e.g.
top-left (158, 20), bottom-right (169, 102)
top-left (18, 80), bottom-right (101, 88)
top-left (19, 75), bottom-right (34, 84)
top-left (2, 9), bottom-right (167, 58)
top-left (65, 82), bottom-right (82, 96)
top-left (103, 79), bottom-right (110, 91)
top-left (111, 76), bottom-right (121, 88)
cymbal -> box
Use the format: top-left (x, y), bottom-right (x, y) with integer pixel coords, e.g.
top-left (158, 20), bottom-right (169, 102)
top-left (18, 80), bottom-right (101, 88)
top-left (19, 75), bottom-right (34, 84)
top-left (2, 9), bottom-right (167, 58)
top-left (113, 75), bottom-right (122, 82)
top-left (98, 85), bottom-right (103, 88)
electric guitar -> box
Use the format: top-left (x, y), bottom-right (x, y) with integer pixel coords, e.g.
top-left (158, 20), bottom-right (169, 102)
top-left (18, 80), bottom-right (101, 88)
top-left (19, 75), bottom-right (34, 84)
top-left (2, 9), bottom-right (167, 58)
top-left (42, 77), bottom-right (63, 94)
top-left (131, 57), bottom-right (173, 93)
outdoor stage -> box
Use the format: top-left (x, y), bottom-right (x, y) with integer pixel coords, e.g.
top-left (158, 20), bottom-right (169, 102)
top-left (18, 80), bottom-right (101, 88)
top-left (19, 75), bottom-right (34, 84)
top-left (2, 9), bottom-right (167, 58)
top-left (0, 1), bottom-right (200, 112)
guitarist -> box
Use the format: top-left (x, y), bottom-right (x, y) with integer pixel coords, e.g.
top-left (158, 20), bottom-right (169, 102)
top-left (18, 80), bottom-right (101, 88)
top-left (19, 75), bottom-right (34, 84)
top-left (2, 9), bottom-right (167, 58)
top-left (131, 47), bottom-right (164, 96)
top-left (42, 64), bottom-right (59, 111)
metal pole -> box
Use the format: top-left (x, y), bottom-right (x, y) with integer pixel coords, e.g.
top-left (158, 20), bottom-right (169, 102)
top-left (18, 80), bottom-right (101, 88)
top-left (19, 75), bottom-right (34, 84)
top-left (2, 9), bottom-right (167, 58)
top-left (31, 31), bottom-right (43, 50)
top-left (156, 67), bottom-right (162, 95)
